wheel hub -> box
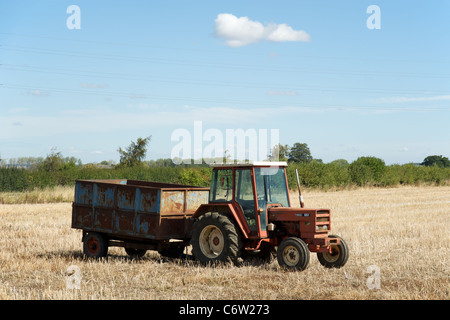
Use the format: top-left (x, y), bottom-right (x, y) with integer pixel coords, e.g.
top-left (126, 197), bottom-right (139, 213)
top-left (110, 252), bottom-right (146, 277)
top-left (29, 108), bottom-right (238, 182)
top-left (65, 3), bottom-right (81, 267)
top-left (87, 238), bottom-right (99, 254)
top-left (283, 245), bottom-right (300, 266)
top-left (199, 225), bottom-right (224, 259)
top-left (323, 245), bottom-right (340, 263)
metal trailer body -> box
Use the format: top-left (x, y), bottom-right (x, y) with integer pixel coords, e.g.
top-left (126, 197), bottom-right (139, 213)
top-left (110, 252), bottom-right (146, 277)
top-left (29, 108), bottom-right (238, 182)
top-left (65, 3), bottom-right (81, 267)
top-left (72, 179), bottom-right (209, 254)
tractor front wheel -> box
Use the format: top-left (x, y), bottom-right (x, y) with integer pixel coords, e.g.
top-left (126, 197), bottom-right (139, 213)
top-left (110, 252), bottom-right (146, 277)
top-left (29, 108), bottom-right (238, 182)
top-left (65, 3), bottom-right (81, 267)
top-left (277, 237), bottom-right (310, 271)
top-left (191, 212), bottom-right (240, 265)
top-left (317, 235), bottom-right (349, 268)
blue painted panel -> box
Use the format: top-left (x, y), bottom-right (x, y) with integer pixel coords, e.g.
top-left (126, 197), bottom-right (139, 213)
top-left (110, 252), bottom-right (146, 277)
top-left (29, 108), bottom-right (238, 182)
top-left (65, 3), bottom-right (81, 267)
top-left (137, 188), bottom-right (160, 213)
top-left (75, 181), bottom-right (92, 206)
top-left (95, 184), bottom-right (115, 207)
top-left (117, 186), bottom-right (135, 210)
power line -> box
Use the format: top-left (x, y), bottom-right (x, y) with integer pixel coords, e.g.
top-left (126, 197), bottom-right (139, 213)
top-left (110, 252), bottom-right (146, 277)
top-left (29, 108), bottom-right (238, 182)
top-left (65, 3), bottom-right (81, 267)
top-left (2, 63), bottom-right (448, 95)
top-left (2, 32), bottom-right (450, 65)
top-left (1, 44), bottom-right (449, 79)
top-left (1, 83), bottom-right (448, 111)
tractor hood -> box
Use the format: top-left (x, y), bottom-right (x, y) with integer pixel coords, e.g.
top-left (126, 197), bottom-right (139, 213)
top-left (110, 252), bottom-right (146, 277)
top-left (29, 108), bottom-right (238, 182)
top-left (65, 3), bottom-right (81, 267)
top-left (268, 207), bottom-right (330, 218)
top-left (268, 207), bottom-right (332, 236)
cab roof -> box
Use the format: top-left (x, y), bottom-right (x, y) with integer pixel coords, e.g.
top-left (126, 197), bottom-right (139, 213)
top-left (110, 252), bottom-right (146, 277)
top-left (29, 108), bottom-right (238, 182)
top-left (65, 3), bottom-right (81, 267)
top-left (210, 161), bottom-right (287, 168)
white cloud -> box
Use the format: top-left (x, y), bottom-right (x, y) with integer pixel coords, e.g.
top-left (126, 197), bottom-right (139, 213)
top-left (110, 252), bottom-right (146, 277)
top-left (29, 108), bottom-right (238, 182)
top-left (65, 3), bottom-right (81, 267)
top-left (214, 13), bottom-right (310, 47)
top-left (0, 105), bottom-right (320, 140)
top-left (80, 83), bottom-right (106, 89)
top-left (266, 23), bottom-right (310, 42)
top-left (28, 89), bottom-right (50, 97)
top-left (214, 13), bottom-right (264, 47)
top-left (8, 107), bottom-right (30, 114)
top-left (68, 147), bottom-right (81, 154)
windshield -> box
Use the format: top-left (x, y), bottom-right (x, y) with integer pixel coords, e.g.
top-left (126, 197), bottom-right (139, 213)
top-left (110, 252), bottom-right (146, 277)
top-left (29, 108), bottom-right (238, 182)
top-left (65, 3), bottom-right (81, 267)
top-left (209, 169), bottom-right (232, 202)
top-left (254, 167), bottom-right (290, 207)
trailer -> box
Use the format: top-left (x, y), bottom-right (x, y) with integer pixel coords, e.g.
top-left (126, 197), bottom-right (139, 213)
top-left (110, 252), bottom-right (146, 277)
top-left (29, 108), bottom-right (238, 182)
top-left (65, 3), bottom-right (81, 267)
top-left (71, 179), bottom-right (209, 258)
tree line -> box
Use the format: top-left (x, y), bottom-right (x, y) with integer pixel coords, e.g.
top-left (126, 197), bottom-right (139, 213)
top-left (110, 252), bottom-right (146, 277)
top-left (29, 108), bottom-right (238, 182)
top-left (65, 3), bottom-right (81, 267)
top-left (1, 138), bottom-right (449, 192)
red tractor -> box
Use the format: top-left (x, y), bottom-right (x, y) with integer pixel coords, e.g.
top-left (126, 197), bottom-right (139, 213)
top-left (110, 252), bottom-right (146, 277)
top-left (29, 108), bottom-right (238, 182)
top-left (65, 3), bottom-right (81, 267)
top-left (190, 162), bottom-right (349, 270)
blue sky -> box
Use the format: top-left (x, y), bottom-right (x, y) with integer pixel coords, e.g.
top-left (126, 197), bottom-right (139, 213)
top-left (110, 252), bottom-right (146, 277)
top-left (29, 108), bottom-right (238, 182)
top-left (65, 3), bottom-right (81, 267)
top-left (1, 1), bottom-right (449, 165)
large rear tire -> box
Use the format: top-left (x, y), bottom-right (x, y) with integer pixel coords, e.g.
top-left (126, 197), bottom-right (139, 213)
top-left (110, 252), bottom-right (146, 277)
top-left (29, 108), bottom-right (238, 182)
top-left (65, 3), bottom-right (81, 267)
top-left (191, 212), bottom-right (241, 265)
top-left (277, 237), bottom-right (310, 271)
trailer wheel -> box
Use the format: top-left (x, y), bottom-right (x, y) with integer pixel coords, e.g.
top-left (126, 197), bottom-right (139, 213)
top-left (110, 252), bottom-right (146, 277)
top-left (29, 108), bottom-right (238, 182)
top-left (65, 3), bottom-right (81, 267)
top-left (191, 212), bottom-right (240, 265)
top-left (125, 248), bottom-right (147, 258)
top-left (83, 232), bottom-right (108, 258)
top-left (159, 243), bottom-right (186, 259)
top-left (317, 235), bottom-right (349, 268)
top-left (277, 237), bottom-right (310, 271)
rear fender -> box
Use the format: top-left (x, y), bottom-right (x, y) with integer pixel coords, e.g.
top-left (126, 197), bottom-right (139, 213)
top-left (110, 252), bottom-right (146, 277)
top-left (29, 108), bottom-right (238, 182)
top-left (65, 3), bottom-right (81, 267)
top-left (193, 203), bottom-right (250, 239)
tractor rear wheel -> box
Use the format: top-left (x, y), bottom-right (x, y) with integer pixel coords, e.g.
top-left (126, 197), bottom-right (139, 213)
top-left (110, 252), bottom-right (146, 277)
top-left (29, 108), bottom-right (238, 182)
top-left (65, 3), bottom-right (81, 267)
top-left (191, 212), bottom-right (241, 265)
top-left (317, 235), bottom-right (349, 268)
top-left (277, 237), bottom-right (310, 271)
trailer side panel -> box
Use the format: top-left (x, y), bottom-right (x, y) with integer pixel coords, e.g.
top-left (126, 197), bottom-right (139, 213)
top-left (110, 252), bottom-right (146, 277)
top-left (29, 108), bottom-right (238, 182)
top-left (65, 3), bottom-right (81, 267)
top-left (72, 179), bottom-right (209, 241)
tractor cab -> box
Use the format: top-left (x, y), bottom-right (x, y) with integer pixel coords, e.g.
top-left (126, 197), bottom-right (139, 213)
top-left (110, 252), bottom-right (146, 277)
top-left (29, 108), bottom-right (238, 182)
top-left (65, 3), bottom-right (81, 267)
top-left (209, 162), bottom-right (290, 239)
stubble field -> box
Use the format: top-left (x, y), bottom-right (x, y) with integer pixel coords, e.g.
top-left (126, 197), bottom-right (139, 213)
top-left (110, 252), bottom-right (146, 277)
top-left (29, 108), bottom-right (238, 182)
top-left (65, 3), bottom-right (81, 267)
top-left (0, 185), bottom-right (448, 300)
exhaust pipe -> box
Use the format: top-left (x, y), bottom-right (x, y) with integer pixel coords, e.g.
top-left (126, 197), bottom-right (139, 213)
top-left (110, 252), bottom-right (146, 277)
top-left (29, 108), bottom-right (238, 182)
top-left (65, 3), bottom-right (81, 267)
top-left (296, 169), bottom-right (305, 208)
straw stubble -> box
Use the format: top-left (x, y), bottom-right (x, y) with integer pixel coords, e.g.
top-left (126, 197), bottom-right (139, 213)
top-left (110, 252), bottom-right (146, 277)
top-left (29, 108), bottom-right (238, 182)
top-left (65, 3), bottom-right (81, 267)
top-left (0, 186), bottom-right (448, 299)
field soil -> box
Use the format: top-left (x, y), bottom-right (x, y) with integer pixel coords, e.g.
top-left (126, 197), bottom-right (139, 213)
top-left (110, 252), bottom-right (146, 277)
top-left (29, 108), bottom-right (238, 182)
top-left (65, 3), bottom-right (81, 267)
top-left (0, 185), bottom-right (448, 299)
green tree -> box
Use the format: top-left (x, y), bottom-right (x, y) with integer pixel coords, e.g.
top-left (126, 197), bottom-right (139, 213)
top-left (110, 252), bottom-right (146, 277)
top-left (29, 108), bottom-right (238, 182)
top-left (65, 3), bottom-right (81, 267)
top-left (349, 156), bottom-right (386, 186)
top-left (41, 150), bottom-right (63, 171)
top-left (117, 136), bottom-right (152, 167)
top-left (288, 143), bottom-right (313, 163)
top-left (269, 143), bottom-right (290, 161)
top-left (421, 155), bottom-right (450, 168)
top-left (40, 148), bottom-right (80, 172)
top-left (0, 168), bottom-right (29, 191)
top-left (329, 159), bottom-right (349, 167)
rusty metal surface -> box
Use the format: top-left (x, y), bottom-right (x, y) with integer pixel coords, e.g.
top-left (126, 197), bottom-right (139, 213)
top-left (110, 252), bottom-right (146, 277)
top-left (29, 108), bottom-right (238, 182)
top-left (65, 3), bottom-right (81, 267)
top-left (72, 179), bottom-right (209, 241)
top-left (186, 191), bottom-right (209, 212)
top-left (160, 191), bottom-right (185, 214)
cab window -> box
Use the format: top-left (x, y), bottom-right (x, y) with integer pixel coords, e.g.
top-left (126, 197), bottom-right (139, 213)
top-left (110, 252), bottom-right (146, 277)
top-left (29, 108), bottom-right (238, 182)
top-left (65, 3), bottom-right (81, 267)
top-left (209, 169), bottom-right (232, 202)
